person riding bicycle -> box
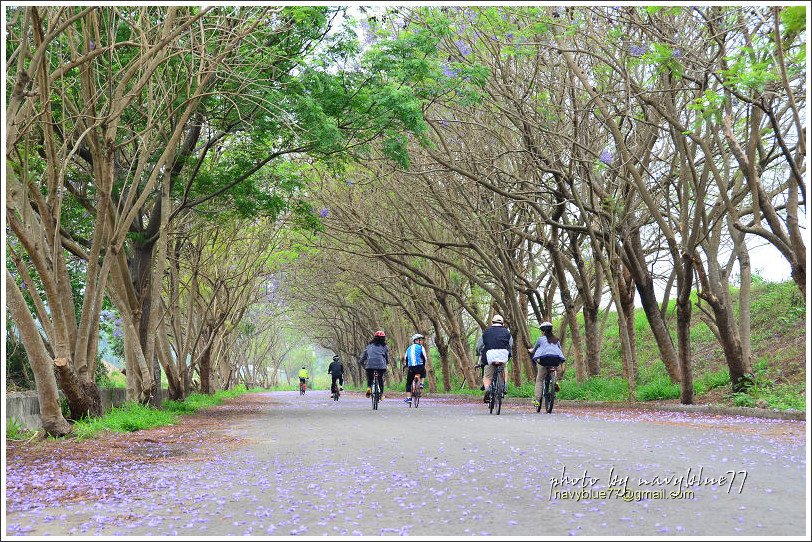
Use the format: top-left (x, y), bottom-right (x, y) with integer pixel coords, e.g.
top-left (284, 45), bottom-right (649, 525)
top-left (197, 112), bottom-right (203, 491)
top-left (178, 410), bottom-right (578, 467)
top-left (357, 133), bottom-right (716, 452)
top-left (403, 333), bottom-right (428, 405)
top-left (359, 331), bottom-right (389, 399)
top-left (475, 314), bottom-right (513, 404)
top-left (529, 321), bottom-right (565, 408)
top-left (328, 354), bottom-right (344, 397)
top-left (298, 366), bottom-right (309, 392)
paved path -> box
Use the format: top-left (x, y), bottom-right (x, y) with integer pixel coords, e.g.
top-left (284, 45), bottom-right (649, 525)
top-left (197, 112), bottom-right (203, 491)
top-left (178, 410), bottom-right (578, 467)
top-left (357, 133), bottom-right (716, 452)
top-left (4, 391), bottom-right (807, 536)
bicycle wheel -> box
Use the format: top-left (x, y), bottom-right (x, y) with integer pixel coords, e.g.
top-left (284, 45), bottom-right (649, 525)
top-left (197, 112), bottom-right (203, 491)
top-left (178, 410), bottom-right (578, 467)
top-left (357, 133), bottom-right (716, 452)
top-left (546, 372), bottom-right (556, 413)
top-left (488, 381), bottom-right (496, 414)
top-left (413, 378), bottom-right (420, 408)
top-left (495, 371), bottom-right (503, 415)
top-left (372, 375), bottom-right (380, 410)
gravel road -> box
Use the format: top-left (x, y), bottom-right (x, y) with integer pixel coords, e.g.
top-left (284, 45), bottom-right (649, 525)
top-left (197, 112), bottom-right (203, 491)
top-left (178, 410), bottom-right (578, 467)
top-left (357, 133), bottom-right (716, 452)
top-left (4, 390), bottom-right (807, 536)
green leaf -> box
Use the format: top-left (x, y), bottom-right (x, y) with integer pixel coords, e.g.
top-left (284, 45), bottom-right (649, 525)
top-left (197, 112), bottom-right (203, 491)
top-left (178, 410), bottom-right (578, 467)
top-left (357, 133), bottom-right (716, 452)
top-left (780, 6), bottom-right (806, 38)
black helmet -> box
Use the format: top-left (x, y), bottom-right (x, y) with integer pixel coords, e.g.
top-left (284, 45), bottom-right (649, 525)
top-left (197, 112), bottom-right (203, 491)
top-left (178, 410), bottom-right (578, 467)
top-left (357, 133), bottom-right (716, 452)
top-left (332, 355), bottom-right (340, 361)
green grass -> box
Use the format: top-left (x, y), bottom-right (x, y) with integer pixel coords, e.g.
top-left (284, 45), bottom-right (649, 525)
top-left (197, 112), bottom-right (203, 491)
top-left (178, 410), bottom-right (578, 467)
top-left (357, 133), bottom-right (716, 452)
top-left (557, 377), bottom-right (630, 401)
top-left (69, 385), bottom-right (263, 439)
top-left (734, 383), bottom-right (805, 411)
top-left (106, 370), bottom-right (127, 388)
top-left (637, 376), bottom-right (680, 401)
top-left (694, 369), bottom-right (731, 395)
top-left (6, 418), bottom-right (37, 441)
top-left (72, 402), bottom-right (178, 439)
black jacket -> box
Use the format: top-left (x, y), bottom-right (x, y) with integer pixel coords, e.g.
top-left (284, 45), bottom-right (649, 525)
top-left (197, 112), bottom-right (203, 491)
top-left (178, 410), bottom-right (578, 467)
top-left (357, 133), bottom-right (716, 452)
top-left (327, 360), bottom-right (343, 375)
top-left (479, 325), bottom-right (513, 364)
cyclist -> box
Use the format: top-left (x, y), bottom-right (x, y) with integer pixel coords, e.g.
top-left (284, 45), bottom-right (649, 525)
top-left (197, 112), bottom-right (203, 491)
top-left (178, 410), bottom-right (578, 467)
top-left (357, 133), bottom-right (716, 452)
top-left (328, 354), bottom-right (344, 397)
top-left (403, 333), bottom-right (428, 405)
top-left (475, 314), bottom-right (513, 404)
top-left (298, 366), bottom-right (309, 393)
top-left (529, 321), bottom-right (565, 408)
top-left (359, 331), bottom-right (389, 399)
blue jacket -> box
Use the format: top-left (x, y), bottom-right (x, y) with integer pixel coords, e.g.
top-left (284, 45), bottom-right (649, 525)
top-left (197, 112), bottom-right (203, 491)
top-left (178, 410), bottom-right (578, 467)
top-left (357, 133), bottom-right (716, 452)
top-left (360, 343), bottom-right (389, 370)
top-left (404, 344), bottom-right (427, 367)
top-left (531, 336), bottom-right (565, 362)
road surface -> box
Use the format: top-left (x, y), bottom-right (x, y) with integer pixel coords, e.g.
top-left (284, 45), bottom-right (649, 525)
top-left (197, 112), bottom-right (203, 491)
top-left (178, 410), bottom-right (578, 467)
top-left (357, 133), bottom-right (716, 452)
top-left (4, 391), bottom-right (807, 536)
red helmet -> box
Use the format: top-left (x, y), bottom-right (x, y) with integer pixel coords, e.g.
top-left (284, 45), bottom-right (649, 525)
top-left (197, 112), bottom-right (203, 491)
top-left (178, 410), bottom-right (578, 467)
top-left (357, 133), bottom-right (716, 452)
top-left (374, 330), bottom-right (386, 337)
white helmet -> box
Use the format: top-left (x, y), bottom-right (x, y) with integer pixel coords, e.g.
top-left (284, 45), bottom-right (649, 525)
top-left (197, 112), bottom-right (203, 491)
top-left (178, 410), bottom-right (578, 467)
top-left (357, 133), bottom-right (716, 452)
top-left (411, 333), bottom-right (424, 342)
top-left (491, 314), bottom-right (504, 324)
top-left (540, 321), bottom-right (553, 329)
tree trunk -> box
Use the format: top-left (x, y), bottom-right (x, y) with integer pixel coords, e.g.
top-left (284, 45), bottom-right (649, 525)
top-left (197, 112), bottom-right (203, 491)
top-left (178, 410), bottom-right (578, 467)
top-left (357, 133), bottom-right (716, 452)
top-left (53, 357), bottom-right (103, 418)
top-left (618, 265), bottom-right (638, 389)
top-left (549, 241), bottom-right (586, 381)
top-left (424, 338), bottom-right (439, 394)
top-left (583, 302), bottom-right (601, 376)
top-left (694, 259), bottom-right (749, 392)
top-left (622, 229), bottom-right (681, 382)
top-left (199, 341), bottom-right (212, 394)
top-left (676, 253), bottom-right (694, 404)
top-left (731, 226), bottom-right (753, 373)
top-left (157, 326), bottom-right (183, 400)
top-left (6, 274), bottom-right (72, 436)
top-left (432, 322), bottom-right (452, 392)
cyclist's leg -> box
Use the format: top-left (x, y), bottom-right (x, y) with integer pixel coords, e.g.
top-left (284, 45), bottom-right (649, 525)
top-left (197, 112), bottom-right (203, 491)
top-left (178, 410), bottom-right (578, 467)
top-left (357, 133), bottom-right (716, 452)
top-left (366, 369), bottom-right (374, 396)
top-left (482, 361), bottom-right (492, 390)
top-left (483, 363), bottom-right (495, 402)
top-left (403, 367), bottom-right (412, 402)
top-left (405, 367), bottom-right (413, 398)
top-left (379, 369), bottom-right (387, 398)
top-left (534, 364), bottom-right (547, 401)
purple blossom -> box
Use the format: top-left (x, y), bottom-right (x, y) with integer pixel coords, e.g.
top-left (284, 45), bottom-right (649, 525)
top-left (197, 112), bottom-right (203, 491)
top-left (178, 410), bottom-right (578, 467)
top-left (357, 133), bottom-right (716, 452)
top-left (360, 20), bottom-right (374, 45)
top-left (630, 43), bottom-right (647, 57)
top-left (438, 119), bottom-right (449, 127)
top-left (442, 64), bottom-right (459, 78)
top-left (672, 49), bottom-right (682, 58)
top-left (320, 208), bottom-right (329, 218)
top-left (599, 149), bottom-right (614, 165)
top-left (455, 40), bottom-right (472, 56)
top-left (506, 33), bottom-right (514, 40)
top-left (346, 180), bottom-right (354, 186)
top-left (89, 40), bottom-right (95, 51)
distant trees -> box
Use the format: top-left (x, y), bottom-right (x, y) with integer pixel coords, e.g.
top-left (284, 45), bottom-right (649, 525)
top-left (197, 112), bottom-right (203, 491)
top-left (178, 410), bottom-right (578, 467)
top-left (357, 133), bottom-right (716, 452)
top-left (288, 5), bottom-right (805, 401)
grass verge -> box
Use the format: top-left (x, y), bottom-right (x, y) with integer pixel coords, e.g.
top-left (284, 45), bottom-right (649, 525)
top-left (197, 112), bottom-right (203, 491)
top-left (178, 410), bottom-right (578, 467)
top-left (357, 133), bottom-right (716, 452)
top-left (69, 385), bottom-right (264, 440)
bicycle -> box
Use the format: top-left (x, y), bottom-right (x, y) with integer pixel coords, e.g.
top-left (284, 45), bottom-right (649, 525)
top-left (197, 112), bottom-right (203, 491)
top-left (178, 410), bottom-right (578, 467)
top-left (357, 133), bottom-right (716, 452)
top-left (537, 365), bottom-right (558, 413)
top-left (371, 370), bottom-right (383, 410)
top-left (410, 373), bottom-right (422, 408)
top-left (488, 362), bottom-right (506, 415)
top-left (402, 365), bottom-right (423, 408)
top-left (299, 379), bottom-right (307, 395)
top-left (331, 381), bottom-right (340, 401)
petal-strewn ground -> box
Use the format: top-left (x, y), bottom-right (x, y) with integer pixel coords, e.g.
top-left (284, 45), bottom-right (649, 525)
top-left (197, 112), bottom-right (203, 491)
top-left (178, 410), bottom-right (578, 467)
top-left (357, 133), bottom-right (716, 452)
top-left (4, 392), bottom-right (806, 536)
